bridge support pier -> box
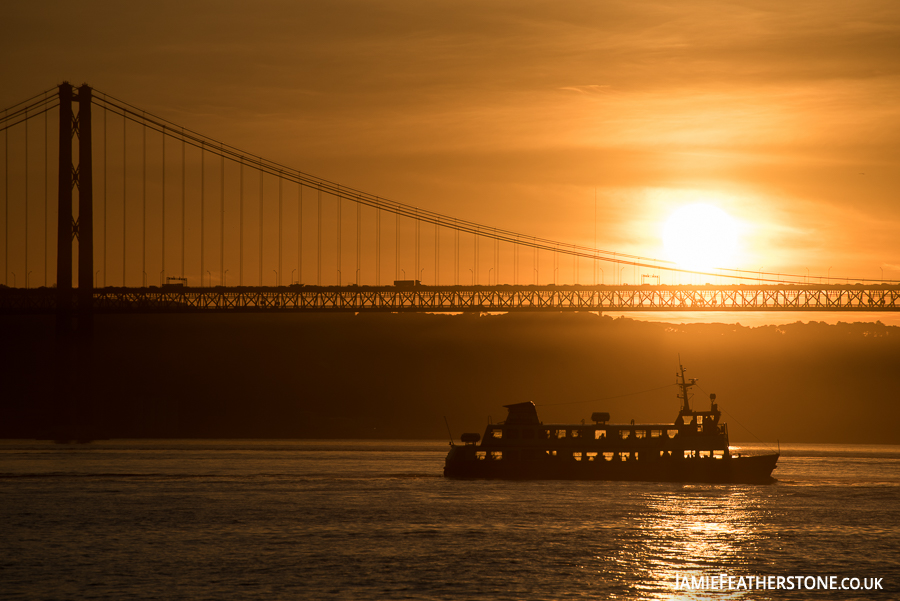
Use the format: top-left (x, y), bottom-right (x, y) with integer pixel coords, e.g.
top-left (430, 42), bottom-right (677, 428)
top-left (77, 85), bottom-right (93, 337)
top-left (55, 82), bottom-right (93, 339)
top-left (55, 83), bottom-right (73, 338)
top-left (52, 82), bottom-right (95, 441)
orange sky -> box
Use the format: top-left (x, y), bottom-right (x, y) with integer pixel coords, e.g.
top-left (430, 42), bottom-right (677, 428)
top-left (2, 1), bottom-right (899, 323)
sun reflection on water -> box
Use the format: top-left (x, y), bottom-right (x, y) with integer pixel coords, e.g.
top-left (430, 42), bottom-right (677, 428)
top-left (609, 487), bottom-right (776, 600)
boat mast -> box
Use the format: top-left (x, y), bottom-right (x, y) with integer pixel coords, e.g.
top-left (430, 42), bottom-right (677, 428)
top-left (676, 361), bottom-right (697, 413)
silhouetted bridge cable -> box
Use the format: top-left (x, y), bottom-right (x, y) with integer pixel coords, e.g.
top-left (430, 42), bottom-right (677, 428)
top-left (0, 87), bottom-right (59, 290)
top-left (86, 89), bottom-right (814, 286)
top-left (1, 83), bottom-right (899, 320)
top-left (92, 91), bottom-right (672, 281)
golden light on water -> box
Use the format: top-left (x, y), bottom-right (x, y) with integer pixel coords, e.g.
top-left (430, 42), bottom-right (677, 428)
top-left (625, 489), bottom-right (772, 600)
top-left (662, 204), bottom-right (741, 272)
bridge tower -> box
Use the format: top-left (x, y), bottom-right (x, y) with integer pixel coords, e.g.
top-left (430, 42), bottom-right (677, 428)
top-left (53, 83), bottom-right (95, 441)
top-left (56, 82), bottom-right (93, 339)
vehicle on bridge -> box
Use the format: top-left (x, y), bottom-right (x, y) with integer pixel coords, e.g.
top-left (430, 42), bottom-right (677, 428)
top-left (444, 363), bottom-right (779, 483)
top-left (393, 279), bottom-right (422, 288)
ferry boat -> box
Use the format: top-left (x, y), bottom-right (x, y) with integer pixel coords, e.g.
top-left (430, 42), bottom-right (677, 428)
top-left (444, 364), bottom-right (779, 483)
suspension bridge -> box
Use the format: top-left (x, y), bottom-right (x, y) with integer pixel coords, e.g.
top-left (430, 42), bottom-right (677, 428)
top-left (1, 83), bottom-right (898, 325)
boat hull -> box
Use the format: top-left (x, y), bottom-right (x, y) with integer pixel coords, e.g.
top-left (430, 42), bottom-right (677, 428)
top-left (444, 447), bottom-right (778, 484)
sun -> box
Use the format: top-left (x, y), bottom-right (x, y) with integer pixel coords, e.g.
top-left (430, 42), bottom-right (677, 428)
top-left (662, 204), bottom-right (740, 272)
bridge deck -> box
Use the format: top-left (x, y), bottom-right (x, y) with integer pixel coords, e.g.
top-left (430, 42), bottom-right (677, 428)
top-left (3, 285), bottom-right (900, 313)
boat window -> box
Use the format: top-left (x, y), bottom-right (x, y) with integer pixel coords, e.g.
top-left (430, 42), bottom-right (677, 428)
top-left (635, 430), bottom-right (646, 439)
top-left (618, 430), bottom-right (628, 439)
top-left (506, 429), bottom-right (519, 439)
top-left (603, 452), bottom-right (614, 461)
top-left (594, 429), bottom-right (606, 440)
top-left (522, 429), bottom-right (535, 439)
top-left (570, 429), bottom-right (581, 439)
top-left (586, 452), bottom-right (598, 461)
top-left (490, 429), bottom-right (502, 439)
top-left (554, 429), bottom-right (566, 439)
top-left (697, 415), bottom-right (704, 426)
top-left (650, 429), bottom-right (662, 438)
top-left (713, 450), bottom-right (724, 459)
top-left (667, 429), bottom-right (678, 438)
top-left (683, 450), bottom-right (694, 459)
top-left (489, 451), bottom-right (503, 460)
top-left (699, 450), bottom-right (711, 458)
top-left (476, 451), bottom-right (486, 460)
top-left (573, 452), bottom-right (582, 461)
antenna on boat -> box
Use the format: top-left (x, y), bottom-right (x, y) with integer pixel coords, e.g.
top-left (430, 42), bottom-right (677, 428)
top-left (676, 354), bottom-right (699, 413)
top-left (443, 416), bottom-right (455, 446)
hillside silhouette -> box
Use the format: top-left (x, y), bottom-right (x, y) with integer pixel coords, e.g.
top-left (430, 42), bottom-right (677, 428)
top-left (1, 312), bottom-right (898, 444)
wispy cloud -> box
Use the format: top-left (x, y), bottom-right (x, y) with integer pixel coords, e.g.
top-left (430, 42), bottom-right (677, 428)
top-left (559, 85), bottom-right (612, 94)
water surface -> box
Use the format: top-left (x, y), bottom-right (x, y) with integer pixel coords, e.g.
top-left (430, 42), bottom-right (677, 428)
top-left (1, 440), bottom-right (897, 599)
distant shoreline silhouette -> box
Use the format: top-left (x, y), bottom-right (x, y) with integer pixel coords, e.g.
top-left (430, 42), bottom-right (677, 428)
top-left (1, 312), bottom-right (897, 444)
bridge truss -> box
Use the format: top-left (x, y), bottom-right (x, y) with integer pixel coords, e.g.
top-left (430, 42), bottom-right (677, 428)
top-left (3, 284), bottom-right (899, 314)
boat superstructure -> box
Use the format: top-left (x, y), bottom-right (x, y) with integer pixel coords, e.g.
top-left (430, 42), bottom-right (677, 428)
top-left (444, 364), bottom-right (778, 483)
